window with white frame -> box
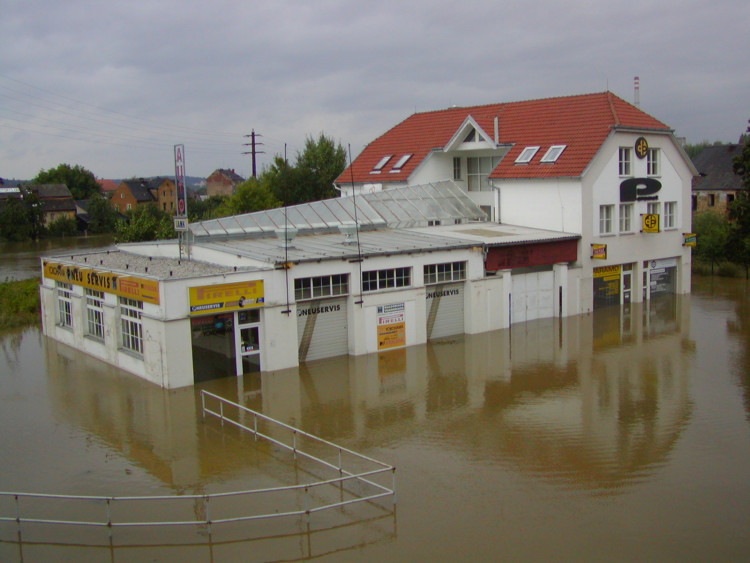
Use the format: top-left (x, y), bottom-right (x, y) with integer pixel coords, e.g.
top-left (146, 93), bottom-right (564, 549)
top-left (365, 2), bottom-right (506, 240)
top-left (647, 201), bottom-right (660, 216)
top-left (540, 145), bottom-right (566, 163)
top-left (362, 267), bottom-right (411, 292)
top-left (424, 262), bottom-right (466, 285)
top-left (599, 205), bottom-right (614, 234)
top-left (467, 156), bottom-right (500, 191)
top-left (453, 157), bottom-right (461, 180)
top-left (119, 297), bottom-right (143, 354)
top-left (515, 146), bottom-right (539, 164)
top-left (647, 148), bottom-right (660, 176)
top-left (619, 147), bottom-right (632, 176)
top-left (295, 274), bottom-right (349, 301)
top-left (619, 203), bottom-right (633, 233)
top-left (56, 282), bottom-right (73, 327)
top-left (390, 154), bottom-right (412, 172)
top-left (85, 289), bottom-right (105, 339)
top-left (664, 201), bottom-right (677, 229)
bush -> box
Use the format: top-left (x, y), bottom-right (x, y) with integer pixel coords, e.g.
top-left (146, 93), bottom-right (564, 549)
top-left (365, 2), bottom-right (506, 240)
top-left (0, 277), bottom-right (40, 329)
top-left (46, 215), bottom-right (79, 237)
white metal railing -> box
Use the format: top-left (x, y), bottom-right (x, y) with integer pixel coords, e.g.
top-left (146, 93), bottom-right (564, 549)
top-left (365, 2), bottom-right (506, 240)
top-left (0, 390), bottom-right (396, 543)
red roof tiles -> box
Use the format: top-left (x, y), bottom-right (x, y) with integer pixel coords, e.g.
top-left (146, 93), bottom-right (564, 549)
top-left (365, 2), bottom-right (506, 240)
top-left (337, 92), bottom-right (670, 184)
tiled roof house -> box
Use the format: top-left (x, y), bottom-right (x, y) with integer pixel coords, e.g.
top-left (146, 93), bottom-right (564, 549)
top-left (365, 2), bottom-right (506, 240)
top-left (691, 144), bottom-right (744, 215)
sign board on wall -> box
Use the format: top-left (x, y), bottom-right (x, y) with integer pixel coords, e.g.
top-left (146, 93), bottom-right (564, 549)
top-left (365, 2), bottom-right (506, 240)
top-left (189, 280), bottom-right (264, 315)
top-left (43, 261), bottom-right (160, 305)
top-left (641, 213), bottom-right (660, 233)
top-left (377, 302), bottom-right (405, 350)
top-left (591, 243), bottom-right (607, 260)
top-left (683, 233), bottom-right (697, 247)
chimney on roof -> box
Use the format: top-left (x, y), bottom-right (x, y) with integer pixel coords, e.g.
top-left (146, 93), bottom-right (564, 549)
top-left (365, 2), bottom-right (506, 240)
top-left (634, 76), bottom-right (640, 108)
top-left (494, 116), bottom-right (499, 145)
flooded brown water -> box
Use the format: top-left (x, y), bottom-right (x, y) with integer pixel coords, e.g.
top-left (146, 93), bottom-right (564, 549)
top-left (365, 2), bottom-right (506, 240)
top-left (1, 276), bottom-right (750, 561)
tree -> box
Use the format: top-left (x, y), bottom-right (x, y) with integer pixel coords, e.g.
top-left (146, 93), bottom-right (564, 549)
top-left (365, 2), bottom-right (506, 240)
top-left (32, 163), bottom-right (101, 200)
top-left (266, 133), bottom-right (347, 205)
top-left (86, 193), bottom-right (120, 234)
top-left (188, 195), bottom-right (226, 222)
top-left (115, 204), bottom-right (175, 243)
top-left (0, 191), bottom-right (44, 241)
top-left (213, 178), bottom-right (280, 217)
top-left (733, 120), bottom-right (750, 190)
top-left (693, 212), bottom-right (730, 274)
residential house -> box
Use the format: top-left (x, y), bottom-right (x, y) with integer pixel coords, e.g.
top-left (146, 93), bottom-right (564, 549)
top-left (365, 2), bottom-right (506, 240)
top-left (111, 177), bottom-right (176, 213)
top-left (206, 169), bottom-right (244, 197)
top-left (336, 91), bottom-right (697, 311)
top-left (691, 144), bottom-right (744, 215)
top-left (96, 179), bottom-right (120, 199)
top-left (28, 184), bottom-right (77, 227)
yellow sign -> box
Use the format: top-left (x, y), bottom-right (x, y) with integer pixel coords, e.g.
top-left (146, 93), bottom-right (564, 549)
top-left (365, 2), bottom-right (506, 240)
top-left (683, 233), bottom-right (697, 247)
top-left (591, 243), bottom-right (607, 260)
top-left (43, 261), bottom-right (160, 304)
top-left (593, 265), bottom-right (621, 280)
top-left (189, 280), bottom-right (264, 315)
top-left (635, 136), bottom-right (649, 159)
top-left (377, 302), bottom-right (405, 350)
top-left (641, 213), bottom-right (660, 233)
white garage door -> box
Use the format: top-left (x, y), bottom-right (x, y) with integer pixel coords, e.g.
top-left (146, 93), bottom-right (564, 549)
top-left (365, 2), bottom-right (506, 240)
top-left (426, 283), bottom-right (464, 339)
top-left (511, 271), bottom-right (554, 325)
top-left (297, 297), bottom-right (348, 362)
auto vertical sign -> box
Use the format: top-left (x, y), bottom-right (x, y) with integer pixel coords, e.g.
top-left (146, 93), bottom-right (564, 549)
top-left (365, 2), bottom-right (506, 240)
top-left (174, 144), bottom-right (188, 217)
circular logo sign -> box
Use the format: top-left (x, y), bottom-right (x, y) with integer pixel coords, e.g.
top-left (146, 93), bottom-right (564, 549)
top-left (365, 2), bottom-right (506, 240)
top-left (635, 137), bottom-right (649, 159)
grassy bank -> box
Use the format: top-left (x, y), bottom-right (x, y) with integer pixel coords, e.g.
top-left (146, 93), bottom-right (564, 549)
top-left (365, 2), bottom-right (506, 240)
top-left (0, 277), bottom-right (41, 330)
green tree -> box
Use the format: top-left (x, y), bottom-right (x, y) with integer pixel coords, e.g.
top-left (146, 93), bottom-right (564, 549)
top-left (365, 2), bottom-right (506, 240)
top-left (86, 194), bottom-right (120, 234)
top-left (32, 163), bottom-right (101, 200)
top-left (266, 133), bottom-right (347, 205)
top-left (213, 178), bottom-right (280, 217)
top-left (115, 204), bottom-right (176, 243)
top-left (693, 212), bottom-right (730, 274)
top-left (733, 121), bottom-right (750, 190)
top-left (188, 195), bottom-right (227, 222)
top-left (0, 191), bottom-right (45, 241)
top-left (46, 215), bottom-right (79, 237)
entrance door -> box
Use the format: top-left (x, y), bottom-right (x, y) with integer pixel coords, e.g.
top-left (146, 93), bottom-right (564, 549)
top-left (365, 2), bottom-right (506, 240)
top-left (235, 309), bottom-right (261, 375)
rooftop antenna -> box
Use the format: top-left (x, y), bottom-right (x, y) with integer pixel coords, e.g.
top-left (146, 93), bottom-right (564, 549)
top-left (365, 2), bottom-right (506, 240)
top-left (348, 144), bottom-right (365, 306)
top-left (634, 76), bottom-right (640, 108)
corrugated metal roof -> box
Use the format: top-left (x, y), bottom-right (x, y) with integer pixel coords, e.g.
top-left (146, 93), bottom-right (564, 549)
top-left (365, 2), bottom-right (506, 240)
top-left (189, 180), bottom-right (485, 238)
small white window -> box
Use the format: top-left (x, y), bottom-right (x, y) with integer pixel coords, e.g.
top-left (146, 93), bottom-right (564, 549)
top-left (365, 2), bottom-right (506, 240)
top-left (599, 204), bottom-right (614, 235)
top-left (371, 155), bottom-right (392, 174)
top-left (515, 146), bottom-right (540, 164)
top-left (390, 154), bottom-right (412, 172)
top-left (540, 145), bottom-right (566, 163)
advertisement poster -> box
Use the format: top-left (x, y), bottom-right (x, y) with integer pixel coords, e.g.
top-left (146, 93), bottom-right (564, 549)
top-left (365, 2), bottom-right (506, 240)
top-left (189, 280), bottom-right (264, 315)
top-left (377, 302), bottom-right (405, 350)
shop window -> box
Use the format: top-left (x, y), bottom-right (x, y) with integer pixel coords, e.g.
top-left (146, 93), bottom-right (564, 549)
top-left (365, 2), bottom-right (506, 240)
top-left (424, 261), bottom-right (466, 285)
top-left (363, 267), bottom-right (411, 292)
top-left (85, 289), bottom-right (104, 340)
top-left (119, 297), bottom-right (143, 354)
top-left (56, 282), bottom-right (73, 328)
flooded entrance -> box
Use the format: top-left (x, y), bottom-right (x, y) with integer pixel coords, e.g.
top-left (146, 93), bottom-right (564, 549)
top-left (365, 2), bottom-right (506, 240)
top-left (2, 277), bottom-right (750, 561)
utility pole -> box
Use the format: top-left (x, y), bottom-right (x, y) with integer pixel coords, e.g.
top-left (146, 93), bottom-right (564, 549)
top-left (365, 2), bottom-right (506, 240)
top-left (242, 129), bottom-right (265, 178)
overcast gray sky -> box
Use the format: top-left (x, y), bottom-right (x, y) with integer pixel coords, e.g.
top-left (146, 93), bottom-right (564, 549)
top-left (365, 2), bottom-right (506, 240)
top-left (1, 0), bottom-right (748, 181)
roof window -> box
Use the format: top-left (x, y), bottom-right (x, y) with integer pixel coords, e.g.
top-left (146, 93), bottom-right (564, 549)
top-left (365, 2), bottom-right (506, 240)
top-left (389, 154), bottom-right (412, 172)
top-left (515, 146), bottom-right (540, 164)
top-left (540, 145), bottom-right (566, 163)
top-left (371, 155), bottom-right (392, 174)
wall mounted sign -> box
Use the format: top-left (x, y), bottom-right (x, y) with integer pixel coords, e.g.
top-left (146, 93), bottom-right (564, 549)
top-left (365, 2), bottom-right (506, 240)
top-left (189, 280), bottom-right (264, 315)
top-left (591, 243), bottom-right (607, 260)
top-left (634, 137), bottom-right (649, 159)
top-left (641, 213), bottom-right (660, 233)
top-left (43, 261), bottom-right (160, 305)
top-left (620, 177), bottom-right (662, 202)
top-left (377, 302), bottom-right (405, 350)
top-left (683, 233), bottom-right (697, 247)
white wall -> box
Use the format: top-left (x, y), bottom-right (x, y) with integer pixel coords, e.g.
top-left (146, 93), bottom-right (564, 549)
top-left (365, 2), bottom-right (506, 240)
top-left (497, 178), bottom-right (582, 233)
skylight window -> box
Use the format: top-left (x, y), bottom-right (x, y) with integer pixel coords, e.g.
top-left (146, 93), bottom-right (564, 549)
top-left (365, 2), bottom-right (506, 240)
top-left (371, 155), bottom-right (392, 174)
top-left (515, 146), bottom-right (540, 164)
top-left (390, 154), bottom-right (412, 172)
top-left (540, 145), bottom-right (566, 163)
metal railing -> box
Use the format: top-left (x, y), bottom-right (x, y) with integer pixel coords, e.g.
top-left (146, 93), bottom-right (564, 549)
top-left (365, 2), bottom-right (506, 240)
top-left (0, 390), bottom-right (395, 543)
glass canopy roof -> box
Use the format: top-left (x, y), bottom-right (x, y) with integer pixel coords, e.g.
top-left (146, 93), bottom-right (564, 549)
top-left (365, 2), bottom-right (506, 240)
top-left (189, 180), bottom-right (486, 239)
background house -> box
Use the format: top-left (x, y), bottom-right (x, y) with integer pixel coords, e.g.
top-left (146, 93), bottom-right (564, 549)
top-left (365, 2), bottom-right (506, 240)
top-left (691, 144), bottom-right (743, 215)
top-left (110, 177), bottom-right (175, 213)
top-left (28, 184), bottom-right (77, 226)
top-left (206, 169), bottom-right (244, 197)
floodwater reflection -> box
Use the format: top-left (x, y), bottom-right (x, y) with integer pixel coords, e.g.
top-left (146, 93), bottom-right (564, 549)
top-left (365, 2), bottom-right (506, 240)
top-left (4, 284), bottom-right (750, 561)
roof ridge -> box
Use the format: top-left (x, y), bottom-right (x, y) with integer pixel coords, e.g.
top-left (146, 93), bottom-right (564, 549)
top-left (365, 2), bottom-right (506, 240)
top-left (606, 91), bottom-right (620, 126)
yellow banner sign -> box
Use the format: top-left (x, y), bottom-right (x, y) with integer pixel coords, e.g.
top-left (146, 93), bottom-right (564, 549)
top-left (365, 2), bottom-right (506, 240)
top-left (641, 213), bottom-right (660, 233)
top-left (593, 265), bottom-right (621, 280)
top-left (683, 233), bottom-right (697, 247)
top-left (189, 280), bottom-right (264, 315)
top-left (43, 261), bottom-right (160, 305)
top-left (591, 243), bottom-right (607, 260)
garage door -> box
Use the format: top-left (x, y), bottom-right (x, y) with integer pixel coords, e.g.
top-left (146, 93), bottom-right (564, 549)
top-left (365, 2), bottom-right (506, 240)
top-left (297, 297), bottom-right (348, 362)
top-left (511, 271), bottom-right (554, 325)
top-left (426, 283), bottom-right (464, 339)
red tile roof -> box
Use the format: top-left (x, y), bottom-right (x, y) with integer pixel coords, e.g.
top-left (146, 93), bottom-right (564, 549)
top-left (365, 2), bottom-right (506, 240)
top-left (97, 179), bottom-right (119, 193)
top-left (337, 92), bottom-right (671, 184)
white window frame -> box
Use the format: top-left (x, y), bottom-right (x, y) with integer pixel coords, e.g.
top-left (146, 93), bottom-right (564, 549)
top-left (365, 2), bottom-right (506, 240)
top-left (453, 157), bottom-right (461, 180)
top-left (362, 267), bottom-right (411, 292)
top-left (619, 147), bottom-right (632, 176)
top-left (390, 154), bottom-right (412, 172)
top-left (424, 262), bottom-right (467, 285)
top-left (619, 203), bottom-right (633, 233)
top-left (664, 201), bottom-right (677, 229)
top-left (647, 201), bottom-right (661, 216)
top-left (371, 155), bottom-right (392, 174)
top-left (56, 282), bottom-right (73, 328)
top-left (295, 274), bottom-right (349, 301)
top-left (85, 289), bottom-right (105, 340)
top-left (467, 156), bottom-right (500, 192)
top-left (647, 148), bottom-right (660, 176)
top-left (599, 204), bottom-right (614, 235)
top-left (515, 146), bottom-right (540, 164)
top-left (119, 297), bottom-right (143, 355)
top-left (540, 145), bottom-right (566, 163)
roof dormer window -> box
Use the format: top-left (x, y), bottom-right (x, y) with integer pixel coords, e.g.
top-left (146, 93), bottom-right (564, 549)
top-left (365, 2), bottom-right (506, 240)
top-left (515, 146), bottom-right (540, 164)
top-left (390, 154), bottom-right (412, 172)
top-left (464, 129), bottom-right (478, 142)
top-left (540, 145), bottom-right (566, 163)
top-left (371, 155), bottom-right (392, 174)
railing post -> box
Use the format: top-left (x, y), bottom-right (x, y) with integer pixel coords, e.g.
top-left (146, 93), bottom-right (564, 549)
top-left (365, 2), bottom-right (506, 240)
top-left (106, 498), bottom-right (113, 539)
top-left (14, 494), bottom-right (21, 537)
top-left (293, 430), bottom-right (297, 460)
top-left (219, 401), bottom-right (224, 426)
top-left (201, 391), bottom-right (206, 420)
top-left (304, 486), bottom-right (310, 524)
top-left (205, 495), bottom-right (211, 536)
top-left (392, 467), bottom-right (397, 507)
top-left (338, 448), bottom-right (342, 473)
top-left (254, 413), bottom-right (258, 441)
